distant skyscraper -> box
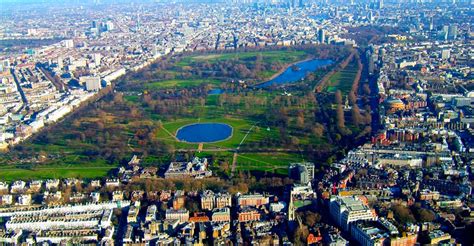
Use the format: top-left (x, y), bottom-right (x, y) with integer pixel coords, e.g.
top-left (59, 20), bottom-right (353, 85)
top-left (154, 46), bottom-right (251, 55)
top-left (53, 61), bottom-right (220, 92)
top-left (378, 0), bottom-right (384, 9)
top-left (368, 10), bottom-right (374, 23)
top-left (441, 25), bottom-right (449, 40)
top-left (318, 28), bottom-right (325, 44)
top-left (299, 0), bottom-right (303, 8)
top-left (136, 14), bottom-right (141, 31)
top-left (105, 21), bottom-right (114, 31)
top-left (448, 25), bottom-right (458, 40)
top-left (428, 17), bottom-right (434, 31)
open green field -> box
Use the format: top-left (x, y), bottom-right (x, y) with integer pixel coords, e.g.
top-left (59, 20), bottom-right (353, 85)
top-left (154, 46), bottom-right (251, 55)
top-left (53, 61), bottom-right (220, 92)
top-left (0, 167), bottom-right (113, 182)
top-left (177, 50), bottom-right (308, 67)
top-left (0, 162), bottom-right (115, 181)
top-left (145, 79), bottom-right (222, 89)
top-left (236, 152), bottom-right (306, 175)
top-left (326, 58), bottom-right (358, 94)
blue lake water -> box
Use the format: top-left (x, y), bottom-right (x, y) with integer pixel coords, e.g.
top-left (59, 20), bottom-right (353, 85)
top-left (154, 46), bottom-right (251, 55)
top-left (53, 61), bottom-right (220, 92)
top-left (256, 59), bottom-right (333, 88)
top-left (208, 89), bottom-right (223, 95)
top-left (176, 123), bottom-right (233, 143)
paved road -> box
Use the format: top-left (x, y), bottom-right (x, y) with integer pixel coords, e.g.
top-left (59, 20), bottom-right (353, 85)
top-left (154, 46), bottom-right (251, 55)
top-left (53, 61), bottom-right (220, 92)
top-left (10, 68), bottom-right (28, 105)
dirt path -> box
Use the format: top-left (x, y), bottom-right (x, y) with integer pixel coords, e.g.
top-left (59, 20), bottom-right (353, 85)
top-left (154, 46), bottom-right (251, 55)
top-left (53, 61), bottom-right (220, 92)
top-left (231, 124), bottom-right (257, 177)
top-left (231, 152), bottom-right (238, 177)
top-left (197, 143), bottom-right (203, 152)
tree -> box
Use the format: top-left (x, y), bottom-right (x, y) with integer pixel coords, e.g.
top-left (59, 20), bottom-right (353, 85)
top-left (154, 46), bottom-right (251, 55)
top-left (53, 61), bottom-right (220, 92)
top-left (363, 84), bottom-right (371, 95)
top-left (348, 91), bottom-right (357, 105)
top-left (336, 104), bottom-right (345, 129)
top-left (392, 205), bottom-right (415, 224)
top-left (293, 225), bottom-right (309, 245)
top-left (302, 211), bottom-right (321, 227)
top-left (334, 90), bottom-right (343, 104)
top-left (351, 105), bottom-right (363, 126)
top-left (312, 123), bottom-right (325, 137)
top-left (413, 206), bottom-right (436, 222)
top-left (296, 111), bottom-right (305, 128)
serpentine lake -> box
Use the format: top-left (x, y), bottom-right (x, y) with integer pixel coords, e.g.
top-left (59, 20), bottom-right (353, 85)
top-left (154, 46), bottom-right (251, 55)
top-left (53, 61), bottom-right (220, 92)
top-left (257, 58), bottom-right (333, 88)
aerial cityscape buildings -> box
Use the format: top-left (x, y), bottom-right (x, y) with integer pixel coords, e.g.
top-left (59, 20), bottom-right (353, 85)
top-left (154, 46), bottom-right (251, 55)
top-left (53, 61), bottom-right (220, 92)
top-left (0, 0), bottom-right (473, 245)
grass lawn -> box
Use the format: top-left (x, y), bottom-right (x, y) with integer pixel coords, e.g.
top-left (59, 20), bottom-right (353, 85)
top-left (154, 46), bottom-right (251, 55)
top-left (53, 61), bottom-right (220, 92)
top-left (326, 58), bottom-right (358, 94)
top-left (0, 162), bottom-right (115, 181)
top-left (177, 50), bottom-right (308, 67)
top-left (236, 152), bottom-right (306, 175)
top-left (145, 79), bottom-right (222, 89)
top-left (124, 95), bottom-right (140, 103)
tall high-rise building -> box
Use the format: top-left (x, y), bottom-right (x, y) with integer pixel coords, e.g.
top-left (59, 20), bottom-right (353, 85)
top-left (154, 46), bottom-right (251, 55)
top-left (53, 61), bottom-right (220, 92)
top-left (105, 21), bottom-right (114, 31)
top-left (429, 17), bottom-right (434, 31)
top-left (136, 14), bottom-right (141, 31)
top-left (448, 25), bottom-right (458, 40)
top-left (290, 0), bottom-right (296, 8)
top-left (289, 162), bottom-right (315, 184)
top-left (441, 25), bottom-right (449, 40)
top-left (81, 76), bottom-right (101, 91)
top-left (318, 28), bottom-right (325, 44)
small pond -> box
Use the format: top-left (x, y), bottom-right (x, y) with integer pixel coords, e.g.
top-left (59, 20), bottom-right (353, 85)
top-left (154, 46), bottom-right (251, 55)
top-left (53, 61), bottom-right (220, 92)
top-left (208, 89), bottom-right (224, 95)
top-left (176, 123), bottom-right (233, 143)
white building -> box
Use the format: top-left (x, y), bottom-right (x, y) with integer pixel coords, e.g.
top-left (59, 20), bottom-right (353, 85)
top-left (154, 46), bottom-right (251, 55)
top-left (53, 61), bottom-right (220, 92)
top-left (106, 179), bottom-right (120, 188)
top-left (80, 76), bottom-right (101, 91)
top-left (0, 182), bottom-right (9, 192)
top-left (1, 195), bottom-right (13, 205)
top-left (145, 205), bottom-right (157, 222)
top-left (165, 209), bottom-right (189, 223)
top-left (269, 202), bottom-right (286, 213)
top-left (329, 196), bottom-right (377, 231)
top-left (17, 194), bottom-right (32, 206)
top-left (10, 181), bottom-right (26, 193)
top-left (45, 179), bottom-right (60, 190)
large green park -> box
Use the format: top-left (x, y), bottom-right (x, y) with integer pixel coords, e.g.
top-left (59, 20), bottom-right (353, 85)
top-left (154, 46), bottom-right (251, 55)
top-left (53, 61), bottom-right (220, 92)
top-left (0, 45), bottom-right (372, 181)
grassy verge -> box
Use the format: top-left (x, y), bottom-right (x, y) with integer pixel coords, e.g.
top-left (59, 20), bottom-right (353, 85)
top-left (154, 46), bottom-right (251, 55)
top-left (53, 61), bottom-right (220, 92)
top-left (326, 58), bottom-right (358, 94)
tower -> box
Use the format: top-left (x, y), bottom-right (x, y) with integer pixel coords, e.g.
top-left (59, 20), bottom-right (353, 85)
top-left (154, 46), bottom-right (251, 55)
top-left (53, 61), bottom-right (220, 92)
top-left (136, 13), bottom-right (141, 31)
top-left (318, 29), bottom-right (325, 44)
top-left (448, 25), bottom-right (458, 40)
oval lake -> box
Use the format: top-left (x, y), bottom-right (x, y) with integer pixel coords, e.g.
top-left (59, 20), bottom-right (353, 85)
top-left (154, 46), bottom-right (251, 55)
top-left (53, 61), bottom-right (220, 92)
top-left (256, 59), bottom-right (333, 88)
top-left (176, 123), bottom-right (233, 143)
